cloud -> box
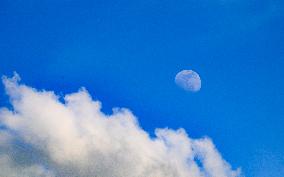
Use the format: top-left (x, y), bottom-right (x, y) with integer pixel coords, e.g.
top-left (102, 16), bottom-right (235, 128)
top-left (0, 73), bottom-right (241, 177)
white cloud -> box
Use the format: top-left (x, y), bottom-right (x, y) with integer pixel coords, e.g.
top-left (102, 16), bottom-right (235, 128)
top-left (0, 73), bottom-right (241, 177)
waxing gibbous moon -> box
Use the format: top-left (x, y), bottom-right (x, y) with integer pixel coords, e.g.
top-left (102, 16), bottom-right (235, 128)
top-left (175, 70), bottom-right (201, 92)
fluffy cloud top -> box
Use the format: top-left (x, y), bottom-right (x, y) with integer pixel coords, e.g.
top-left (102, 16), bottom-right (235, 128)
top-left (0, 74), bottom-right (241, 177)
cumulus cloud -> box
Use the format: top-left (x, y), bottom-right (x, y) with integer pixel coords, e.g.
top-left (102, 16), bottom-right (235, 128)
top-left (0, 73), bottom-right (241, 177)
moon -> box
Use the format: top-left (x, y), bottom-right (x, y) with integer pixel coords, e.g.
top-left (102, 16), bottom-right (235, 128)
top-left (175, 70), bottom-right (201, 92)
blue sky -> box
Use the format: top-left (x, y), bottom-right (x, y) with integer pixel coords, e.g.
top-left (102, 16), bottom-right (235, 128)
top-left (0, 0), bottom-right (283, 176)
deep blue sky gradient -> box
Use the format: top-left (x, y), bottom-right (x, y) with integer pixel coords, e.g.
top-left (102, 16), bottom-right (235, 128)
top-left (0, 0), bottom-right (284, 176)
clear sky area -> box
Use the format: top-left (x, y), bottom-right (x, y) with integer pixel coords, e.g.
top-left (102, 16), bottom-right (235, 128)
top-left (0, 0), bottom-right (284, 176)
